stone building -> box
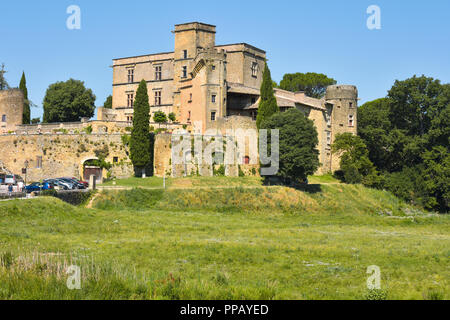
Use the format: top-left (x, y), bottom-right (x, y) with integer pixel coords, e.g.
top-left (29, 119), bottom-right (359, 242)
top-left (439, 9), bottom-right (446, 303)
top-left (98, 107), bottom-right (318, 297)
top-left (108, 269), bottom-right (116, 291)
top-left (0, 22), bottom-right (358, 181)
top-left (104, 22), bottom-right (358, 173)
top-left (100, 22), bottom-right (267, 132)
top-left (0, 89), bottom-right (24, 134)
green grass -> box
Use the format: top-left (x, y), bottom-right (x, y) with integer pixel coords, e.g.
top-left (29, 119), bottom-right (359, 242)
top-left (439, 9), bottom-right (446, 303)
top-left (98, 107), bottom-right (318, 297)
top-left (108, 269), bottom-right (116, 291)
top-left (100, 177), bottom-right (168, 188)
top-left (100, 176), bottom-right (263, 189)
top-left (101, 175), bottom-right (337, 189)
top-left (0, 178), bottom-right (449, 300)
top-left (308, 174), bottom-right (339, 184)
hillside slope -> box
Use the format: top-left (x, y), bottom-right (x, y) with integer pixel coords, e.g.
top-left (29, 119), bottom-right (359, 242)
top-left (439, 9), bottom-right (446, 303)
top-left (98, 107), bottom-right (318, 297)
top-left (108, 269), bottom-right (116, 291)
top-left (0, 182), bottom-right (448, 300)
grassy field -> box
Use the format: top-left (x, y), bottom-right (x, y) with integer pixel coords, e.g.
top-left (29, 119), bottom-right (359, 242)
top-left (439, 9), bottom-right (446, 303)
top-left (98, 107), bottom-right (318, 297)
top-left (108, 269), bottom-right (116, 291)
top-left (100, 176), bottom-right (264, 188)
top-left (0, 177), bottom-right (448, 300)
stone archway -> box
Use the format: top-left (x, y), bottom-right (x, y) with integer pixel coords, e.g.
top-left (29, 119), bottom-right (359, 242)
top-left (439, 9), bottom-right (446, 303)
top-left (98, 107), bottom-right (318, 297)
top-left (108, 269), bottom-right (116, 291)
top-left (80, 157), bottom-right (102, 183)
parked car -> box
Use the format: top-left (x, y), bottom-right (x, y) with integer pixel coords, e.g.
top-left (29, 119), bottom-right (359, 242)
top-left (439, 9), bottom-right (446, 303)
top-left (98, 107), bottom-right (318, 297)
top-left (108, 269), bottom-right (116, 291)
top-left (5, 175), bottom-right (16, 185)
top-left (60, 178), bottom-right (85, 189)
top-left (44, 179), bottom-right (72, 190)
top-left (25, 182), bottom-right (54, 193)
top-left (66, 177), bottom-right (89, 188)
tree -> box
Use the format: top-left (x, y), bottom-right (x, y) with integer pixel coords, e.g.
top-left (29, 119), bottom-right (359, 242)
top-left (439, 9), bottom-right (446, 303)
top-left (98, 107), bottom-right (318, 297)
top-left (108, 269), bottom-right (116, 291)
top-left (256, 62), bottom-right (279, 129)
top-left (331, 133), bottom-right (378, 185)
top-left (43, 79), bottom-right (96, 123)
top-left (388, 75), bottom-right (446, 137)
top-left (357, 75), bottom-right (449, 212)
top-left (103, 95), bottom-right (112, 109)
top-left (19, 72), bottom-right (31, 124)
top-left (420, 146), bottom-right (450, 212)
top-left (130, 80), bottom-right (151, 177)
top-left (0, 63), bottom-right (9, 90)
top-left (168, 112), bottom-right (177, 123)
top-left (31, 118), bottom-right (40, 124)
top-left (358, 98), bottom-right (392, 171)
top-left (153, 111), bottom-right (168, 126)
top-left (260, 108), bottom-right (319, 183)
top-left (279, 72), bottom-right (336, 98)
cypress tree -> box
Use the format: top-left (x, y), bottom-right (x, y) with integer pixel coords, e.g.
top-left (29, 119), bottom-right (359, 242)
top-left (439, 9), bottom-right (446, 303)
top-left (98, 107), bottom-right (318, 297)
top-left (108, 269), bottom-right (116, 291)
top-left (130, 80), bottom-right (151, 177)
top-left (19, 72), bottom-right (31, 124)
top-left (0, 63), bottom-right (9, 90)
top-left (256, 62), bottom-right (279, 129)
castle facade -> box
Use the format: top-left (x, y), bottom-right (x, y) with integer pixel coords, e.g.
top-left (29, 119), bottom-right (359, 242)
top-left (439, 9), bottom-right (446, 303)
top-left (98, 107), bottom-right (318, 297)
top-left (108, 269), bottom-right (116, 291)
top-left (0, 22), bottom-right (358, 180)
top-left (101, 22), bottom-right (358, 173)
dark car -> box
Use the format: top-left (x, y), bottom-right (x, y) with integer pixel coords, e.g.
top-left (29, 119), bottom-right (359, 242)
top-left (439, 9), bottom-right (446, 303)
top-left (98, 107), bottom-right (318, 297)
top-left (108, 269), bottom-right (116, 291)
top-left (44, 179), bottom-right (70, 190)
top-left (65, 177), bottom-right (89, 188)
top-left (25, 182), bottom-right (54, 193)
top-left (60, 178), bottom-right (86, 189)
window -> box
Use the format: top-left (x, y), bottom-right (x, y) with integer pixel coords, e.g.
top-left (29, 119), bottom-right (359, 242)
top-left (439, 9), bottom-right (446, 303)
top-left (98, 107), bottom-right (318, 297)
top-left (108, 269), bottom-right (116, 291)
top-left (113, 157), bottom-right (119, 163)
top-left (155, 65), bottom-right (162, 81)
top-left (211, 65), bottom-right (216, 71)
top-left (36, 156), bottom-right (42, 169)
top-left (189, 93), bottom-right (192, 102)
top-left (182, 66), bottom-right (187, 78)
top-left (127, 93), bottom-right (134, 108)
top-left (211, 111), bottom-right (216, 121)
top-left (251, 62), bottom-right (258, 77)
top-left (251, 111), bottom-right (257, 121)
top-left (187, 111), bottom-right (191, 123)
top-left (326, 131), bottom-right (331, 145)
top-left (349, 102), bottom-right (353, 108)
top-left (348, 115), bottom-right (354, 127)
top-left (243, 156), bottom-right (250, 164)
top-left (183, 50), bottom-right (188, 59)
top-left (126, 116), bottom-right (133, 122)
top-left (251, 97), bottom-right (256, 104)
top-left (127, 69), bottom-right (134, 83)
top-left (326, 112), bottom-right (331, 126)
top-left (211, 94), bottom-right (216, 103)
top-left (154, 90), bottom-right (162, 106)
top-left (1, 114), bottom-right (5, 122)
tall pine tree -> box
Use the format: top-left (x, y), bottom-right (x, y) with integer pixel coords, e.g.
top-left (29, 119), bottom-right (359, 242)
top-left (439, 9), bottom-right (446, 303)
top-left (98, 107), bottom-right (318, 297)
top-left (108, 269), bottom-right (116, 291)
top-left (19, 72), bottom-right (31, 124)
top-left (256, 62), bottom-right (279, 129)
top-left (130, 80), bottom-right (151, 177)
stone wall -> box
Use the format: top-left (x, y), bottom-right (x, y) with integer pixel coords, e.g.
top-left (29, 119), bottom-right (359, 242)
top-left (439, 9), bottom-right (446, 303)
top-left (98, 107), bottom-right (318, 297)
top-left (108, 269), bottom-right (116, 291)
top-left (153, 128), bottom-right (259, 178)
top-left (0, 133), bottom-right (133, 182)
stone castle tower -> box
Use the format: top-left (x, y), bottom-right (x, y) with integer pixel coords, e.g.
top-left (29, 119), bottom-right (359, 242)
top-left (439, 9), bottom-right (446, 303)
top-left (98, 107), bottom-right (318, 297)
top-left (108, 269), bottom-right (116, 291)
top-left (325, 85), bottom-right (358, 171)
top-left (172, 22), bottom-right (217, 120)
top-left (0, 89), bottom-right (24, 133)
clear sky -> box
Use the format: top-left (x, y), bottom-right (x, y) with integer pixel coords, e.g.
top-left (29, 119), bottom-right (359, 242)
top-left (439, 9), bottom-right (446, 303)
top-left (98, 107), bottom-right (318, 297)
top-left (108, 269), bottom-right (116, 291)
top-left (1, 0), bottom-right (449, 121)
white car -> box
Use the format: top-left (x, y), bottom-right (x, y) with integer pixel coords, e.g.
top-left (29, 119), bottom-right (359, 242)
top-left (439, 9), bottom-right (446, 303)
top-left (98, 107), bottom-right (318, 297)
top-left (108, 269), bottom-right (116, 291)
top-left (5, 175), bottom-right (16, 185)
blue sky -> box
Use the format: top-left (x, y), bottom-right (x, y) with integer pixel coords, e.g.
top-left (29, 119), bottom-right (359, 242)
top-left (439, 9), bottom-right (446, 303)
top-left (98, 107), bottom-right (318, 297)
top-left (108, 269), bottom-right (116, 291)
top-left (1, 0), bottom-right (449, 121)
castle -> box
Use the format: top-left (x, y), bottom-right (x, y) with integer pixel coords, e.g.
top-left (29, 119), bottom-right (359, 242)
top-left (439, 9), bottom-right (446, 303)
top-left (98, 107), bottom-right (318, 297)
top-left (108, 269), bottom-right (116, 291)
top-left (0, 22), bottom-right (357, 182)
top-left (100, 22), bottom-right (358, 172)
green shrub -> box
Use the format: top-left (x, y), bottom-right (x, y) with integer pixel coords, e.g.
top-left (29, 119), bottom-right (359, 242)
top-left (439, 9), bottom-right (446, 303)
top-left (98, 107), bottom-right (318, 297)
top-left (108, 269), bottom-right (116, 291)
top-left (365, 289), bottom-right (388, 300)
top-left (238, 165), bottom-right (245, 177)
top-left (53, 191), bottom-right (94, 206)
top-left (214, 165), bottom-right (225, 176)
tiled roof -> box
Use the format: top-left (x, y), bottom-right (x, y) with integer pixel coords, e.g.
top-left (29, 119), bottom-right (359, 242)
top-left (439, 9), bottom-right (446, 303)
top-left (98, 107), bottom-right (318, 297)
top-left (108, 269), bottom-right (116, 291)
top-left (227, 83), bottom-right (260, 95)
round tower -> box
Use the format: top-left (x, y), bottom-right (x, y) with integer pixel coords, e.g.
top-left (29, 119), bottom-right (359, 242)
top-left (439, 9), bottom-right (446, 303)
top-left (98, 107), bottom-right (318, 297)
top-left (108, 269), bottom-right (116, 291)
top-left (325, 84), bottom-right (358, 101)
top-left (0, 89), bottom-right (24, 133)
top-left (325, 85), bottom-right (358, 172)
